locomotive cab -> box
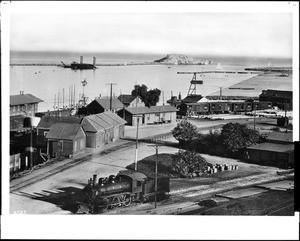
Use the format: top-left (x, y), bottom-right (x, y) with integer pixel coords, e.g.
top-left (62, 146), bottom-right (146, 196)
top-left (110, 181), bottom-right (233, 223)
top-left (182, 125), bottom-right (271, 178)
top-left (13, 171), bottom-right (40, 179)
top-left (117, 170), bottom-right (147, 194)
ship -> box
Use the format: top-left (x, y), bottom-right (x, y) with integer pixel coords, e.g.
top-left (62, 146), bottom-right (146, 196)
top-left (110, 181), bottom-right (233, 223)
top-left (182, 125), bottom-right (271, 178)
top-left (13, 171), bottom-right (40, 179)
top-left (60, 56), bottom-right (97, 70)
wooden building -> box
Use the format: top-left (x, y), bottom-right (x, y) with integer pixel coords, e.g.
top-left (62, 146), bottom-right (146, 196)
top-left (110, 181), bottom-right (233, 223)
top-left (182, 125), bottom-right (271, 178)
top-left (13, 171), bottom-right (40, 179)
top-left (46, 123), bottom-right (86, 158)
top-left (10, 92), bottom-right (43, 116)
top-left (118, 95), bottom-right (145, 108)
top-left (118, 105), bottom-right (177, 126)
top-left (86, 97), bottom-right (124, 115)
top-left (81, 111), bottom-right (127, 148)
top-left (259, 89), bottom-right (292, 110)
top-left (247, 131), bottom-right (294, 169)
top-left (36, 116), bottom-right (82, 147)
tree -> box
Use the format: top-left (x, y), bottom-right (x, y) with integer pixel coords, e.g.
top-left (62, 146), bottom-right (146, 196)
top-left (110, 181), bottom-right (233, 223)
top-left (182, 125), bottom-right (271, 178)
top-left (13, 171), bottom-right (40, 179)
top-left (131, 84), bottom-right (161, 107)
top-left (145, 88), bottom-right (161, 107)
top-left (172, 120), bottom-right (199, 147)
top-left (131, 84), bottom-right (148, 103)
top-left (220, 122), bottom-right (260, 158)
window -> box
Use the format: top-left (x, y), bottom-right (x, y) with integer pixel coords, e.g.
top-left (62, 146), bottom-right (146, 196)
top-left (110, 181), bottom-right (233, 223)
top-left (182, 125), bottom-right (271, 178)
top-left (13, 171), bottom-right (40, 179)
top-left (74, 141), bottom-right (77, 151)
top-left (44, 131), bottom-right (49, 137)
top-left (80, 139), bottom-right (85, 149)
top-left (137, 180), bottom-right (142, 186)
top-left (58, 141), bottom-right (63, 151)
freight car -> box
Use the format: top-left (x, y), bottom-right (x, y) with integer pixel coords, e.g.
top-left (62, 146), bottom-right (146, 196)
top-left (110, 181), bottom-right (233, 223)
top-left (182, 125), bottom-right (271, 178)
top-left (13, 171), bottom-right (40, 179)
top-left (76, 170), bottom-right (170, 214)
top-left (187, 101), bottom-right (272, 116)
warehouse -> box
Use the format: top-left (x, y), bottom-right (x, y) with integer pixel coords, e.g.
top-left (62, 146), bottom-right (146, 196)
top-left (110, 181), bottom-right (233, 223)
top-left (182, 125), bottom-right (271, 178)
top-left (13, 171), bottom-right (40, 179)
top-left (81, 111), bottom-right (127, 148)
top-left (86, 97), bottom-right (124, 115)
top-left (118, 105), bottom-right (177, 126)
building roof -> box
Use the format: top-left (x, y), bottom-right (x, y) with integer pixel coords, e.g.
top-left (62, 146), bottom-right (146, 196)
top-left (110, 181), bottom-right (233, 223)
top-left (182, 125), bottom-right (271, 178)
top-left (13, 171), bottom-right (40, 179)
top-left (260, 89), bottom-right (293, 99)
top-left (91, 97), bottom-right (124, 110)
top-left (267, 131), bottom-right (293, 143)
top-left (182, 95), bottom-right (203, 103)
top-left (37, 116), bottom-right (82, 129)
top-left (46, 123), bottom-right (84, 140)
top-left (81, 111), bottom-right (126, 132)
top-left (118, 95), bottom-right (139, 105)
top-left (10, 94), bottom-right (43, 106)
top-left (123, 105), bottom-right (178, 115)
top-left (248, 142), bottom-right (294, 153)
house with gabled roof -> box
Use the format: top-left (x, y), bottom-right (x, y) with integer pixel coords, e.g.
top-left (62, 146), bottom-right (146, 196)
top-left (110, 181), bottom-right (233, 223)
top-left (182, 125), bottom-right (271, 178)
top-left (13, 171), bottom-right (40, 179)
top-left (81, 111), bottom-right (127, 148)
top-left (36, 116), bottom-right (83, 146)
top-left (46, 123), bottom-right (86, 158)
top-left (10, 92), bottom-right (43, 116)
top-left (117, 95), bottom-right (145, 108)
top-left (86, 97), bottom-right (124, 115)
top-left (117, 105), bottom-right (177, 126)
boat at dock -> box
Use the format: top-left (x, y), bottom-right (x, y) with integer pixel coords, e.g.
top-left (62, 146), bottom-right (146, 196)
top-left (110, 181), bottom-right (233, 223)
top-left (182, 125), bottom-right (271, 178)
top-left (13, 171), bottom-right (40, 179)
top-left (60, 56), bottom-right (97, 70)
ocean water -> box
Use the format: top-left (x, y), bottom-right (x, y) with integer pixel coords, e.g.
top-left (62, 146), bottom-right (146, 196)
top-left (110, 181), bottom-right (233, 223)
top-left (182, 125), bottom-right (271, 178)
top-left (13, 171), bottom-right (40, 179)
top-left (9, 52), bottom-right (292, 112)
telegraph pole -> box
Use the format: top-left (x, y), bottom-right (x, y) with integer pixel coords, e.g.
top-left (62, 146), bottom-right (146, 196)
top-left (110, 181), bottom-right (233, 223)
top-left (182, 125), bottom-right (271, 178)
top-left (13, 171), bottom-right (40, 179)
top-left (147, 142), bottom-right (162, 209)
top-left (134, 115), bottom-right (142, 171)
top-left (106, 83), bottom-right (117, 111)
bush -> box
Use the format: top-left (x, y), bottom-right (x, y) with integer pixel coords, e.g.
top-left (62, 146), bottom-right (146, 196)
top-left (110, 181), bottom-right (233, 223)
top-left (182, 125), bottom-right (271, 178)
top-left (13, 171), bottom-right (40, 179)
top-left (221, 123), bottom-right (260, 158)
top-left (172, 120), bottom-right (199, 147)
top-left (171, 150), bottom-right (212, 177)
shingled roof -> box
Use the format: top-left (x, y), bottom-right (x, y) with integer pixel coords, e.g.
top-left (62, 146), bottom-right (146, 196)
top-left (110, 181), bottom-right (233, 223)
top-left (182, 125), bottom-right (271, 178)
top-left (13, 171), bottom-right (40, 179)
top-left (91, 98), bottom-right (124, 110)
top-left (267, 131), bottom-right (293, 144)
top-left (10, 94), bottom-right (43, 106)
top-left (247, 142), bottom-right (294, 153)
top-left (81, 111), bottom-right (126, 132)
top-left (118, 95), bottom-right (138, 105)
top-left (46, 123), bottom-right (84, 140)
top-left (124, 105), bottom-right (178, 115)
top-left (37, 116), bottom-right (82, 129)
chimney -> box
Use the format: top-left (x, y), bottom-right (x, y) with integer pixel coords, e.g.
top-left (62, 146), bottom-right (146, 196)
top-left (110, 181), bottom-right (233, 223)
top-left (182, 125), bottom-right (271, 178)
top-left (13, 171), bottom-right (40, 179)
top-left (93, 56), bottom-right (96, 66)
top-left (80, 56), bottom-right (83, 64)
top-left (93, 174), bottom-right (97, 186)
top-left (178, 92), bottom-right (181, 100)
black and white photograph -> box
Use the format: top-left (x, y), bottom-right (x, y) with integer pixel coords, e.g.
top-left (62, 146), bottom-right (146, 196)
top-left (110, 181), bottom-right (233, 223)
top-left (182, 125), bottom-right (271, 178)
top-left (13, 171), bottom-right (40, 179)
top-left (1, 1), bottom-right (299, 240)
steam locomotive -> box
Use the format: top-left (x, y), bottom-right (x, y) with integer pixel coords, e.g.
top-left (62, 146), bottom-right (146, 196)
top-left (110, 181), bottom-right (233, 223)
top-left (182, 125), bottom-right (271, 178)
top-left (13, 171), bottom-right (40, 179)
top-left (77, 170), bottom-right (170, 214)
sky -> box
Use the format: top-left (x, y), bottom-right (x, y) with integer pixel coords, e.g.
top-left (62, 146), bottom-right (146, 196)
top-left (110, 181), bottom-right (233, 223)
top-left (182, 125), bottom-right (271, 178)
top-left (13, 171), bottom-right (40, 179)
top-left (7, 2), bottom-right (295, 58)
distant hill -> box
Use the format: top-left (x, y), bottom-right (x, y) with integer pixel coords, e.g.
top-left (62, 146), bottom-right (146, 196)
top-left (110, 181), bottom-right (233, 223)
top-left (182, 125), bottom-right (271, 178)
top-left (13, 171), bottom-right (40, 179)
top-left (154, 54), bottom-right (211, 65)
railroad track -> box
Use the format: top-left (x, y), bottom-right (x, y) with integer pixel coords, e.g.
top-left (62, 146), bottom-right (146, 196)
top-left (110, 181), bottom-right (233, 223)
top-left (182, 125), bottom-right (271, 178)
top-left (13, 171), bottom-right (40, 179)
top-left (10, 140), bottom-right (137, 192)
top-left (10, 130), bottom-right (176, 192)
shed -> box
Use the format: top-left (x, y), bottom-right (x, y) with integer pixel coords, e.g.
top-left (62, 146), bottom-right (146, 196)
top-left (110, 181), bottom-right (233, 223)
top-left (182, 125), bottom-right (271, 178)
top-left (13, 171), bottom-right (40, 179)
top-left (10, 93), bottom-right (43, 116)
top-left (247, 131), bottom-right (294, 169)
top-left (86, 98), bottom-right (124, 115)
top-left (36, 116), bottom-right (82, 146)
top-left (46, 123), bottom-right (86, 158)
top-left (81, 111), bottom-right (127, 148)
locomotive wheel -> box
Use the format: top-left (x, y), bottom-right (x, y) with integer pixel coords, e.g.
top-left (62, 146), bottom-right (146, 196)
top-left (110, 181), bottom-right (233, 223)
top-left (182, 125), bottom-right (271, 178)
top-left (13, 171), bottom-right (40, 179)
top-left (101, 198), bottom-right (109, 211)
top-left (123, 195), bottom-right (132, 207)
top-left (110, 196), bottom-right (120, 209)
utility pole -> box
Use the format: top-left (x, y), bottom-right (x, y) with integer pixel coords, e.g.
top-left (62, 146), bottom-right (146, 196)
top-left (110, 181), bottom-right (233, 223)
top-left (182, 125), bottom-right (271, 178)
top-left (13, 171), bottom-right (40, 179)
top-left (147, 142), bottom-right (162, 209)
top-left (63, 88), bottom-right (65, 109)
top-left (134, 115), bottom-right (143, 171)
top-left (253, 102), bottom-right (256, 130)
top-left (219, 87), bottom-right (222, 100)
top-left (106, 83), bottom-right (117, 111)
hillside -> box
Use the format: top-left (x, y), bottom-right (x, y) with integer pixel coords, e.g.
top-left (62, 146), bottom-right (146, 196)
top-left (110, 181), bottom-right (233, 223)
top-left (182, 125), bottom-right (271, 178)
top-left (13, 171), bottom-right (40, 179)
top-left (154, 54), bottom-right (212, 65)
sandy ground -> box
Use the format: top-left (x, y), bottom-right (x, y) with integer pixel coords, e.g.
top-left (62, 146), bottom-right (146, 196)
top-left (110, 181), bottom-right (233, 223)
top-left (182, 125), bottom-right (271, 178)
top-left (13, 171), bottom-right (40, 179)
top-left (9, 116), bottom-right (285, 214)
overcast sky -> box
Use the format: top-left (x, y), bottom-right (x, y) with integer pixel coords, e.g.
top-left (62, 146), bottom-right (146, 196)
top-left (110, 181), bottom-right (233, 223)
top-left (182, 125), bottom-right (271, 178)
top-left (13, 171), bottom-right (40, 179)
top-left (9, 5), bottom-right (293, 58)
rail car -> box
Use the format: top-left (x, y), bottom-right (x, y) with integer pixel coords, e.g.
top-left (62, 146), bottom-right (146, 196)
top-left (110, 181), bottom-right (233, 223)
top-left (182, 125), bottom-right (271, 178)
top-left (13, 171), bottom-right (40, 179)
top-left (76, 170), bottom-right (170, 214)
top-left (187, 101), bottom-right (272, 116)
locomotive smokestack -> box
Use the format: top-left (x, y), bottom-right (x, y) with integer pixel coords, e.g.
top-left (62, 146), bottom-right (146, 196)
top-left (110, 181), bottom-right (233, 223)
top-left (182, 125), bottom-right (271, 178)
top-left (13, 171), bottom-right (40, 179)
top-left (93, 174), bottom-right (97, 186)
top-left (80, 56), bottom-right (83, 64)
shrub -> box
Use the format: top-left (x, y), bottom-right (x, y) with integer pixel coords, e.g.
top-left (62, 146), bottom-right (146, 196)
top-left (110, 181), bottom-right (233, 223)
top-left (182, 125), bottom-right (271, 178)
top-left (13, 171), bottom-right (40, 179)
top-left (171, 150), bottom-right (212, 177)
top-left (221, 122), bottom-right (260, 158)
top-left (172, 120), bottom-right (199, 147)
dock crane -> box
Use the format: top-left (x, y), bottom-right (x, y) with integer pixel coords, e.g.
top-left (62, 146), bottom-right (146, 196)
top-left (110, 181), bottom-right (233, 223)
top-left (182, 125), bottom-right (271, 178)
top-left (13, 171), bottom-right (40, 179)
top-left (177, 72), bottom-right (204, 96)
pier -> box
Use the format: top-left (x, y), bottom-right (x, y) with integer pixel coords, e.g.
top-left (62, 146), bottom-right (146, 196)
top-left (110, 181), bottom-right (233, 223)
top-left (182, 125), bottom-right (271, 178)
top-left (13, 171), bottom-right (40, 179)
top-left (177, 71), bottom-right (261, 75)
